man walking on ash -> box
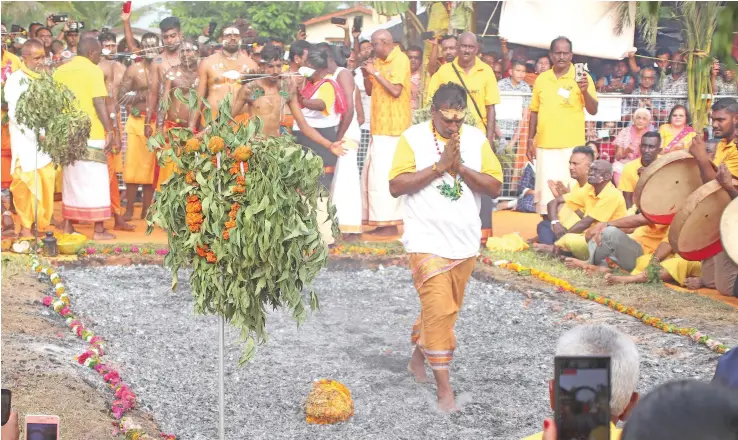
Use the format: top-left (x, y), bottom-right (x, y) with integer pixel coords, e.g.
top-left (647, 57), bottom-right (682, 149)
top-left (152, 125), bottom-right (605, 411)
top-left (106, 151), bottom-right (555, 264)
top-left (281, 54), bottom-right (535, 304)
top-left (389, 83), bottom-right (503, 411)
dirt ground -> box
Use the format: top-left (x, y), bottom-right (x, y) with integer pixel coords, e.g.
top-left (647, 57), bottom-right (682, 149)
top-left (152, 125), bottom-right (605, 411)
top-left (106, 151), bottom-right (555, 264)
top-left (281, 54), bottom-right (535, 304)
top-left (0, 255), bottom-right (160, 439)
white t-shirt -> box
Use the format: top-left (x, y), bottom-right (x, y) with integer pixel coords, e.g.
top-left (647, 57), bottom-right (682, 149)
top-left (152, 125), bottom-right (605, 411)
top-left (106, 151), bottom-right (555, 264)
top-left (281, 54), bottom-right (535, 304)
top-left (4, 69), bottom-right (52, 172)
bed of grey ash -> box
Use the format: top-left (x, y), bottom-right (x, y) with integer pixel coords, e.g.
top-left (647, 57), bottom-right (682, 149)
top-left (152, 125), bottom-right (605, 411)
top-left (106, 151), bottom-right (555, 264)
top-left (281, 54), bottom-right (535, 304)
top-left (57, 264), bottom-right (722, 440)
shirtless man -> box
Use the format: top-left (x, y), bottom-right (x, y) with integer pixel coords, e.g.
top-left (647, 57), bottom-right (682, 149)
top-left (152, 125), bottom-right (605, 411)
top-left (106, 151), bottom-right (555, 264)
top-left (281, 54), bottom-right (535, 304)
top-left (145, 16), bottom-right (182, 138)
top-left (118, 33), bottom-right (161, 221)
top-left (154, 39), bottom-right (199, 190)
top-left (231, 44), bottom-right (344, 153)
top-left (99, 31), bottom-right (134, 231)
top-left (189, 25), bottom-right (258, 130)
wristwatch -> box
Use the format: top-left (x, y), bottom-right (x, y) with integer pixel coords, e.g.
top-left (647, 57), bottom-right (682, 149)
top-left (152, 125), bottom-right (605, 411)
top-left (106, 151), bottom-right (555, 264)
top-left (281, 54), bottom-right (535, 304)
top-left (551, 220), bottom-right (560, 225)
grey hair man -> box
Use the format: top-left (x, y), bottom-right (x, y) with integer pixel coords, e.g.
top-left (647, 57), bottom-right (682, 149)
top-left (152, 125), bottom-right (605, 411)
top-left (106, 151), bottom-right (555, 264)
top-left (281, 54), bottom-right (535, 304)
top-left (521, 324), bottom-right (640, 440)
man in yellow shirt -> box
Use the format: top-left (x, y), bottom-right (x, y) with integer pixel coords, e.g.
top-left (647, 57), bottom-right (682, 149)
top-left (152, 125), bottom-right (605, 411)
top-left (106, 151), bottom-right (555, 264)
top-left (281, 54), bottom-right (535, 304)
top-left (389, 83), bottom-right (502, 412)
top-left (686, 98), bottom-right (738, 296)
top-left (361, 29), bottom-right (411, 236)
top-left (53, 38), bottom-right (118, 240)
top-left (618, 131), bottom-right (662, 209)
top-left (426, 31), bottom-right (500, 241)
top-left (521, 324), bottom-right (639, 440)
top-left (528, 37), bottom-right (598, 215)
top-left (2, 30), bottom-right (21, 196)
top-left (540, 160), bottom-right (626, 260)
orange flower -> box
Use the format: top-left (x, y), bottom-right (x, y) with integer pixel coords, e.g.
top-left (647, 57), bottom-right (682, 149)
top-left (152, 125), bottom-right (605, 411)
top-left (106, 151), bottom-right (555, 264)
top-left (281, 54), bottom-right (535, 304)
top-left (185, 171), bottom-right (196, 184)
top-left (241, 161), bottom-right (249, 173)
top-left (233, 146), bottom-right (252, 162)
top-left (186, 200), bottom-right (202, 213)
top-left (225, 220), bottom-right (236, 229)
top-left (196, 245), bottom-right (208, 257)
top-left (185, 138), bottom-right (201, 153)
top-left (208, 136), bottom-right (225, 153)
top-left (223, 231), bottom-right (230, 240)
top-left (186, 194), bottom-right (199, 203)
top-left (229, 163), bottom-right (240, 175)
top-left (211, 156), bottom-right (218, 167)
top-left (232, 185), bottom-right (246, 193)
top-left (205, 251), bottom-right (217, 263)
top-left (236, 175), bottom-right (245, 185)
top-left (231, 203), bottom-right (240, 211)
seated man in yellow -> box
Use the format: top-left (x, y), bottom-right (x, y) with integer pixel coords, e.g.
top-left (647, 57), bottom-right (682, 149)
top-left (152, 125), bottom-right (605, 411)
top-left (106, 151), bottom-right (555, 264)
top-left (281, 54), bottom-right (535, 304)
top-left (618, 131), bottom-right (662, 209)
top-left (521, 324), bottom-right (639, 440)
top-left (538, 160), bottom-right (627, 260)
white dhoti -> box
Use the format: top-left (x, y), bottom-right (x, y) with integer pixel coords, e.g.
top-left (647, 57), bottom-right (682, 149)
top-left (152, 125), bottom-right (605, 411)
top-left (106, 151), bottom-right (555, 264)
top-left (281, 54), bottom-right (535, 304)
top-left (534, 147), bottom-right (575, 214)
top-left (362, 135), bottom-right (404, 226)
top-left (331, 139), bottom-right (362, 234)
top-left (62, 142), bottom-right (111, 222)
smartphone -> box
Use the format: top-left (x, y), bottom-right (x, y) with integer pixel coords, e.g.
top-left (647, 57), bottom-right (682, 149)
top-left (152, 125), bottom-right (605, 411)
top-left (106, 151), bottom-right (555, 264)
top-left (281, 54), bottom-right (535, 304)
top-left (101, 26), bottom-right (110, 33)
top-left (51, 14), bottom-right (68, 24)
top-left (330, 17), bottom-right (347, 26)
top-left (25, 415), bottom-right (60, 440)
top-left (575, 62), bottom-right (589, 82)
top-left (208, 21), bottom-right (217, 36)
top-left (421, 31), bottom-right (435, 41)
top-left (122, 1), bottom-right (132, 14)
top-left (11, 25), bottom-right (26, 35)
top-left (554, 356), bottom-right (611, 440)
top-left (297, 24), bottom-right (306, 34)
top-left (1, 389), bottom-right (10, 426)
top-left (353, 16), bottom-right (363, 32)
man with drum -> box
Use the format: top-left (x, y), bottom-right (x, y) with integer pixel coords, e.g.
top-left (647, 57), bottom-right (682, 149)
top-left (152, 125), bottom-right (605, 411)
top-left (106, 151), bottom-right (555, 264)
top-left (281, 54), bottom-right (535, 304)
top-left (685, 98), bottom-right (738, 296)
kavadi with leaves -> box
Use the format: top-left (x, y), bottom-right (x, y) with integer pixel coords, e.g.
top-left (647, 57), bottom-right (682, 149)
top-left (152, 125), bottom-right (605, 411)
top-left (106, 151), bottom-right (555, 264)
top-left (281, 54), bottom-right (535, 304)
top-left (15, 72), bottom-right (91, 166)
top-left (145, 92), bottom-right (339, 365)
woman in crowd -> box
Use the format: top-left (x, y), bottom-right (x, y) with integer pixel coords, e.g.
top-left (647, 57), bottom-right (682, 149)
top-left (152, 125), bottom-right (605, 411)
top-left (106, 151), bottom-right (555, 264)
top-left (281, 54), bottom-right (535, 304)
top-left (585, 141), bottom-right (600, 160)
top-left (658, 105), bottom-right (695, 154)
top-left (613, 107), bottom-right (654, 184)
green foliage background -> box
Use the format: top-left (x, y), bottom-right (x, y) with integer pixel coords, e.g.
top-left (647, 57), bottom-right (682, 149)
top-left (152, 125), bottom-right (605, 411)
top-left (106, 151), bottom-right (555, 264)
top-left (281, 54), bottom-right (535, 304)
top-left (1, 1), bottom-right (154, 31)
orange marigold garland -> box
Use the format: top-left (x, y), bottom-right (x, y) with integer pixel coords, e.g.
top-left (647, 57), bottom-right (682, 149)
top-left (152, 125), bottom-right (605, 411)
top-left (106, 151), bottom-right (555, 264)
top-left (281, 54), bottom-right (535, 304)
top-left (480, 257), bottom-right (729, 355)
top-left (305, 379), bottom-right (354, 425)
top-left (185, 138), bottom-right (200, 153)
top-left (208, 136), bottom-right (225, 153)
top-left (233, 145), bottom-right (252, 161)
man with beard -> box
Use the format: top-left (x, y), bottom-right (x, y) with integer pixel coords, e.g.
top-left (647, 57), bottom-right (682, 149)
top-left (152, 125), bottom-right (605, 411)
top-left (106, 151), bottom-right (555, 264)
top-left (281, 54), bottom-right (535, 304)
top-left (564, 133), bottom-right (668, 274)
top-left (427, 34), bottom-right (457, 76)
top-left (155, 39), bottom-right (199, 191)
top-left (145, 17), bottom-right (182, 138)
top-left (4, 40), bottom-right (56, 237)
top-left (54, 38), bottom-right (118, 240)
top-left (189, 25), bottom-right (257, 131)
top-left (684, 98), bottom-right (738, 296)
top-left (98, 31), bottom-right (134, 231)
top-left (118, 33), bottom-right (161, 221)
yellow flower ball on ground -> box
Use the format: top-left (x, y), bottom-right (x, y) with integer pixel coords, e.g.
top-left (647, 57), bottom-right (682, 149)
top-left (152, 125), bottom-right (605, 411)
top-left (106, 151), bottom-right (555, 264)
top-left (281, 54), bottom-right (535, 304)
top-left (208, 136), bottom-right (225, 153)
top-left (305, 379), bottom-right (354, 425)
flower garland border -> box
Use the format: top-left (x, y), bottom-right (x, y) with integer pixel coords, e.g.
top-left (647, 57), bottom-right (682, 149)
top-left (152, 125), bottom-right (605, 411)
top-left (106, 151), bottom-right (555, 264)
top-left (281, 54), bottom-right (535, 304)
top-left (480, 257), bottom-right (730, 355)
top-left (76, 244), bottom-right (169, 258)
top-left (29, 255), bottom-right (176, 440)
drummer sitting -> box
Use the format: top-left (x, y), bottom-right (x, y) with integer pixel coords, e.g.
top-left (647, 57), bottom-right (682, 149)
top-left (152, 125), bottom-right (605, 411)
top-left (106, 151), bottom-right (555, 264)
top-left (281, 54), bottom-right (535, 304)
top-left (534, 160), bottom-right (627, 260)
top-left (686, 98), bottom-right (738, 296)
top-left (617, 132), bottom-right (662, 210)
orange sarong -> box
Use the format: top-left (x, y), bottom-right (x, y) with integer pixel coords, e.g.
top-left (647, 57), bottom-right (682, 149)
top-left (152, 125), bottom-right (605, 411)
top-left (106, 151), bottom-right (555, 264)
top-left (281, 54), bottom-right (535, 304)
top-left (155, 120), bottom-right (187, 191)
top-left (408, 253), bottom-right (476, 371)
top-left (1, 122), bottom-right (12, 189)
top-left (108, 152), bottom-right (121, 216)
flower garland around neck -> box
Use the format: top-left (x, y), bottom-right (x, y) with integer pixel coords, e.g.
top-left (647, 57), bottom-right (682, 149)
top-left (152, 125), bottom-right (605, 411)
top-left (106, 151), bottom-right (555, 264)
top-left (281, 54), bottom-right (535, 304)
top-left (432, 122), bottom-right (463, 201)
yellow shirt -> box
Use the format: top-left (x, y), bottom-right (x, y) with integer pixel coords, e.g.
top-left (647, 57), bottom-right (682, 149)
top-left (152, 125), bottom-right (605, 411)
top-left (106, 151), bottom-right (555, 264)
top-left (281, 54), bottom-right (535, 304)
top-left (521, 423), bottom-right (621, 440)
top-left (316, 82), bottom-right (336, 117)
top-left (369, 46), bottom-right (412, 136)
top-left (631, 223), bottom-right (669, 254)
top-left (713, 138), bottom-right (738, 177)
top-left (530, 64), bottom-right (597, 149)
top-left (389, 126), bottom-right (503, 182)
top-left (618, 159), bottom-right (643, 193)
top-left (53, 56), bottom-right (108, 140)
top-left (559, 180), bottom-right (583, 229)
top-left (658, 124), bottom-right (696, 152)
top-left (426, 57), bottom-right (501, 131)
top-left (564, 182), bottom-right (627, 224)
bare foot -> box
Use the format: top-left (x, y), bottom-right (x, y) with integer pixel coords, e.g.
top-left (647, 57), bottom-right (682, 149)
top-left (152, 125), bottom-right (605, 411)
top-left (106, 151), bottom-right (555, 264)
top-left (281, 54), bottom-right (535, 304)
top-left (369, 226), bottom-right (398, 237)
top-left (437, 392), bottom-right (458, 413)
top-left (606, 272), bottom-right (648, 285)
top-left (533, 243), bottom-right (554, 254)
top-left (122, 210), bottom-right (134, 222)
top-left (565, 258), bottom-right (611, 273)
top-left (684, 277), bottom-right (703, 290)
top-left (407, 362), bottom-right (434, 384)
top-left (92, 230), bottom-right (116, 240)
top-left (113, 215), bottom-right (136, 231)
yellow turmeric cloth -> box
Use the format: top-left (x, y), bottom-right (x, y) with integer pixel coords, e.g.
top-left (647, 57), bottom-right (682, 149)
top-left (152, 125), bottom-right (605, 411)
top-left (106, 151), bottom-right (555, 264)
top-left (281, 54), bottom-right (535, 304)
top-left (123, 115), bottom-right (156, 185)
top-left (409, 253), bottom-right (476, 370)
top-left (54, 165), bottom-right (62, 194)
top-left (631, 254), bottom-right (701, 286)
top-left (10, 161), bottom-right (56, 230)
